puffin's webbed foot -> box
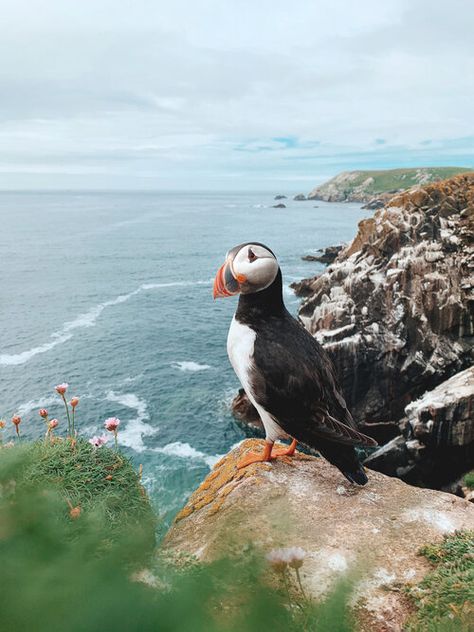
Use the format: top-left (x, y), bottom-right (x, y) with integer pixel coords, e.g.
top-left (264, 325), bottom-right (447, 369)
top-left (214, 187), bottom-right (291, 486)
top-left (237, 441), bottom-right (273, 469)
top-left (270, 438), bottom-right (297, 458)
top-left (237, 439), bottom-right (298, 469)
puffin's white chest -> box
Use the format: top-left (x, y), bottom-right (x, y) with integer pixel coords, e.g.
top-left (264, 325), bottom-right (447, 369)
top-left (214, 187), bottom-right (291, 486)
top-left (226, 316), bottom-right (287, 441)
top-left (227, 316), bottom-right (256, 394)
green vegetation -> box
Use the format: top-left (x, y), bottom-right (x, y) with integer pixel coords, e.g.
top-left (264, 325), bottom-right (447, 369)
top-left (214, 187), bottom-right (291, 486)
top-left (0, 439), bottom-right (354, 632)
top-left (463, 471), bottom-right (474, 489)
top-left (406, 531), bottom-right (474, 631)
top-left (344, 167), bottom-right (471, 195)
top-left (310, 167), bottom-right (472, 201)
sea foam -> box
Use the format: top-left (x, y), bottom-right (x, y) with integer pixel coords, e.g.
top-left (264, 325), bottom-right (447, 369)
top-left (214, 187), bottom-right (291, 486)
top-left (153, 441), bottom-right (222, 469)
top-left (0, 280), bottom-right (210, 367)
top-left (172, 361), bottom-right (212, 372)
top-left (105, 390), bottom-right (158, 452)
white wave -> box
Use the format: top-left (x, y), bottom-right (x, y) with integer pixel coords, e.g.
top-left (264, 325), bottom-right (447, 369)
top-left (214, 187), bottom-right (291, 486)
top-left (153, 441), bottom-right (221, 469)
top-left (105, 390), bottom-right (158, 452)
top-left (252, 204), bottom-right (266, 208)
top-left (16, 395), bottom-right (57, 417)
top-left (0, 280), bottom-right (210, 367)
top-left (172, 361), bottom-right (212, 372)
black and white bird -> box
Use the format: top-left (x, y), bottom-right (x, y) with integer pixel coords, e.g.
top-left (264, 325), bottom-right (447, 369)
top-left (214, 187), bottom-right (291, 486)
top-left (213, 242), bottom-right (377, 484)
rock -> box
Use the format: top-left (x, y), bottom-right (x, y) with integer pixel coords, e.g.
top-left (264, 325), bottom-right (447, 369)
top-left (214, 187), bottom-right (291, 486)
top-left (298, 175), bottom-right (474, 451)
top-left (272, 203), bottom-right (286, 208)
top-left (164, 439), bottom-right (474, 632)
top-left (231, 389), bottom-right (264, 434)
top-left (362, 192), bottom-right (396, 210)
top-left (301, 244), bottom-right (343, 265)
top-left (293, 193), bottom-right (307, 201)
top-left (274, 194), bottom-right (287, 200)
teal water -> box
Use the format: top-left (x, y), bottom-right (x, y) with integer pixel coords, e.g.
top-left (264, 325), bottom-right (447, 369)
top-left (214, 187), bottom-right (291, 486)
top-left (0, 191), bottom-right (369, 524)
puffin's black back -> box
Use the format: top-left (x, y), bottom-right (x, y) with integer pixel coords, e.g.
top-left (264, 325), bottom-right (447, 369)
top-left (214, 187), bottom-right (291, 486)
top-left (236, 269), bottom-right (375, 484)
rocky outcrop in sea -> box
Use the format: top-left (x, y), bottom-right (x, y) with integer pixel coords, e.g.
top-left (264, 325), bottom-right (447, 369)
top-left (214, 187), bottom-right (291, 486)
top-left (233, 173), bottom-right (474, 490)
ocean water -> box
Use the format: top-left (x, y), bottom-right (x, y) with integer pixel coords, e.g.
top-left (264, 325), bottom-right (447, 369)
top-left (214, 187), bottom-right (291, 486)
top-left (0, 191), bottom-right (369, 525)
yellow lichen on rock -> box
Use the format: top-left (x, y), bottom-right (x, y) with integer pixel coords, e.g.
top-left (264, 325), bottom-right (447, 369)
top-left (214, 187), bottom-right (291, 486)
top-left (174, 439), bottom-right (305, 522)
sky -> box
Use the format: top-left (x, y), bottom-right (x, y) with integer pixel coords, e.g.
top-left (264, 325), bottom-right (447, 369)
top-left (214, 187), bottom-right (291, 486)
top-left (0, 0), bottom-right (473, 190)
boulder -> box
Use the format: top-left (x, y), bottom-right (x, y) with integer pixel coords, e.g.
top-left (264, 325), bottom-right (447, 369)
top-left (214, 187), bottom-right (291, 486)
top-left (293, 193), bottom-right (307, 201)
top-left (301, 244), bottom-right (344, 265)
top-left (274, 194), bottom-right (287, 200)
top-left (272, 203), bottom-right (286, 208)
top-left (164, 439), bottom-right (474, 632)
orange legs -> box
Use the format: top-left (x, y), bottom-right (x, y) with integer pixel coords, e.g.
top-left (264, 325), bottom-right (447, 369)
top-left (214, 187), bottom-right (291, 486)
top-left (237, 439), bottom-right (298, 469)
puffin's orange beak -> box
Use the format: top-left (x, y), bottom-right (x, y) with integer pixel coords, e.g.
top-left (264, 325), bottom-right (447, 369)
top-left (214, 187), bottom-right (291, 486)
top-left (213, 260), bottom-right (247, 299)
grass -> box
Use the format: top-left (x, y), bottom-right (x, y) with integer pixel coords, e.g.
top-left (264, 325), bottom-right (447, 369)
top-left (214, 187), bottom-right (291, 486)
top-left (406, 531), bottom-right (474, 631)
top-left (463, 471), bottom-right (474, 489)
top-left (0, 438), bottom-right (355, 632)
top-left (318, 167), bottom-right (472, 197)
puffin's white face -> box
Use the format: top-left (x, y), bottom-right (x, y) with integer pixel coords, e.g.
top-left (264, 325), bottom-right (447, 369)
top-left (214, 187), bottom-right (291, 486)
top-left (213, 242), bottom-right (279, 298)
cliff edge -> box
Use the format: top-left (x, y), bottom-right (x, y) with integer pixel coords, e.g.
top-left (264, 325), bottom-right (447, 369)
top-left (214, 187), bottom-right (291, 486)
top-left (163, 439), bottom-right (474, 631)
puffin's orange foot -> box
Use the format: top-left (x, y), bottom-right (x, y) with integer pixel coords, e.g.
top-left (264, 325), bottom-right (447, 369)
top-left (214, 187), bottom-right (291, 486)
top-left (237, 451), bottom-right (273, 469)
top-left (271, 439), bottom-right (298, 458)
top-left (237, 441), bottom-right (273, 469)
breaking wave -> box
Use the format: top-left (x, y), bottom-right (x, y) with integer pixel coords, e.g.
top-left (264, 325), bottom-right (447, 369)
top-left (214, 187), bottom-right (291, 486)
top-left (0, 280), bottom-right (210, 367)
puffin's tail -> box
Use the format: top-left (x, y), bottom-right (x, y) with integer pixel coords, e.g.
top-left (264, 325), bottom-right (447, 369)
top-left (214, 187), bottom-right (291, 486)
top-left (316, 441), bottom-right (369, 486)
top-left (341, 464), bottom-right (368, 486)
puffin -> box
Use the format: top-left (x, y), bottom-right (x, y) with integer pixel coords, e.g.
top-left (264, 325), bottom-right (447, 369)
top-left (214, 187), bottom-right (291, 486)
top-left (213, 242), bottom-right (377, 484)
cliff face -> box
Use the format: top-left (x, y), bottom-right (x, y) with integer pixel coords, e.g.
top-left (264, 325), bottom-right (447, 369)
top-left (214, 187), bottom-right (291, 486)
top-left (164, 439), bottom-right (474, 632)
top-left (307, 167), bottom-right (471, 203)
top-left (297, 173), bottom-right (474, 484)
top-left (233, 174), bottom-right (474, 486)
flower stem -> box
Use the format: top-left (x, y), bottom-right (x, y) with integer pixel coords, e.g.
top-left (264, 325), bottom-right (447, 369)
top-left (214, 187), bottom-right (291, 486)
top-left (72, 409), bottom-right (75, 435)
top-left (114, 430), bottom-right (118, 450)
top-left (295, 568), bottom-right (307, 600)
top-left (61, 394), bottom-right (72, 436)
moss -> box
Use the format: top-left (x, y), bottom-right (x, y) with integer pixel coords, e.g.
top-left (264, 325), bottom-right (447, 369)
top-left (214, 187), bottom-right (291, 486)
top-left (406, 530), bottom-right (474, 631)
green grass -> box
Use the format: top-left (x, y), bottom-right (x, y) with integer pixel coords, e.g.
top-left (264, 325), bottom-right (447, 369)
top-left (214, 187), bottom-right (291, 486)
top-left (0, 439), bottom-right (355, 632)
top-left (406, 531), bottom-right (474, 631)
top-left (463, 471), bottom-right (474, 490)
top-left (316, 167), bottom-right (472, 199)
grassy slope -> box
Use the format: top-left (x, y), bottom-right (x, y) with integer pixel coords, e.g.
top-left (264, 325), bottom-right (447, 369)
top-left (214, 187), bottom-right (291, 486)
top-left (313, 167), bottom-right (472, 198)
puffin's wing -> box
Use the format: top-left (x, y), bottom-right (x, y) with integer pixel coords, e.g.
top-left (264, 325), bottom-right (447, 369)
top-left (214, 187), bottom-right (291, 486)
top-left (250, 315), bottom-right (376, 448)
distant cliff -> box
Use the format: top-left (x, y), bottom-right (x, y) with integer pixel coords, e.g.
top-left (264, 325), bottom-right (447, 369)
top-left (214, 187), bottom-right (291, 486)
top-left (307, 167), bottom-right (472, 203)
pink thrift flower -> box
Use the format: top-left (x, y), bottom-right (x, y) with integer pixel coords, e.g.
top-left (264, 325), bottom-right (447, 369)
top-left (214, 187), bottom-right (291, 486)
top-left (11, 415), bottom-right (21, 427)
top-left (104, 417), bottom-right (120, 432)
top-left (39, 408), bottom-right (48, 418)
top-left (70, 397), bottom-right (79, 408)
top-left (48, 419), bottom-right (59, 430)
top-left (88, 435), bottom-right (108, 448)
top-left (55, 383), bottom-right (69, 395)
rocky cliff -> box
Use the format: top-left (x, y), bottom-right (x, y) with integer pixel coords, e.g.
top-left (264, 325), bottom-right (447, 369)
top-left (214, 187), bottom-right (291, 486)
top-left (307, 167), bottom-right (471, 203)
top-left (164, 439), bottom-right (474, 631)
top-left (234, 173), bottom-right (474, 488)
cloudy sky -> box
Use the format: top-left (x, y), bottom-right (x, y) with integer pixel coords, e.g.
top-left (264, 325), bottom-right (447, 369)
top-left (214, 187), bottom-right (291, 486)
top-left (1, 0), bottom-right (473, 190)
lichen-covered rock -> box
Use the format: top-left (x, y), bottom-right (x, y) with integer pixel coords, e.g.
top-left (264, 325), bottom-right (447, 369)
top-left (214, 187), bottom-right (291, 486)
top-left (163, 439), bottom-right (474, 632)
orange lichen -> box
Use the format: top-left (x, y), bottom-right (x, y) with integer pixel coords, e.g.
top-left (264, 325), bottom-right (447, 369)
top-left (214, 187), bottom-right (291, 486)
top-left (174, 439), bottom-right (306, 523)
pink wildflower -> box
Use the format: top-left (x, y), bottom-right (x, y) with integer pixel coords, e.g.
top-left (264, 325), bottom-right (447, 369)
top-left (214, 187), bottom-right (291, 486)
top-left (88, 435), bottom-right (108, 448)
top-left (48, 419), bottom-right (59, 430)
top-left (70, 397), bottom-right (79, 408)
top-left (39, 408), bottom-right (48, 418)
top-left (55, 383), bottom-right (68, 395)
top-left (11, 415), bottom-right (21, 437)
top-left (104, 417), bottom-right (120, 432)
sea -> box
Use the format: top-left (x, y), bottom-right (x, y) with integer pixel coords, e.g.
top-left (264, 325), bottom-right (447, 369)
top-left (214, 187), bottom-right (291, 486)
top-left (0, 191), bottom-right (369, 526)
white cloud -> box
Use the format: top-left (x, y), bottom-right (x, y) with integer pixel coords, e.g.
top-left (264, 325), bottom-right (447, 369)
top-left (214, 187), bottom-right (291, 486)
top-left (0, 0), bottom-right (472, 189)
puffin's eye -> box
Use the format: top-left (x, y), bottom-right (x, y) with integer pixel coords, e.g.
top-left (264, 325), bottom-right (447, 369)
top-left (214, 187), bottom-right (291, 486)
top-left (248, 247), bottom-right (257, 262)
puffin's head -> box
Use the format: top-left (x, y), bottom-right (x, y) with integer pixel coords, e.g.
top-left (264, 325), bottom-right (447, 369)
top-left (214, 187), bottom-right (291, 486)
top-left (213, 242), bottom-right (279, 299)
